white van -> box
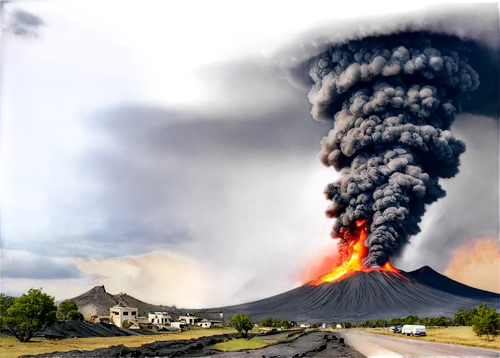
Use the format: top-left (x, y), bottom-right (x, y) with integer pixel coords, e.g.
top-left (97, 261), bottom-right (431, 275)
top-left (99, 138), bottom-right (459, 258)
top-left (401, 324), bottom-right (426, 336)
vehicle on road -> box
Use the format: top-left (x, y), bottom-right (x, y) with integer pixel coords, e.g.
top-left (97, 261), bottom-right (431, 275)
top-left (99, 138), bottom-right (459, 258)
top-left (390, 325), bottom-right (402, 333)
top-left (401, 324), bottom-right (426, 336)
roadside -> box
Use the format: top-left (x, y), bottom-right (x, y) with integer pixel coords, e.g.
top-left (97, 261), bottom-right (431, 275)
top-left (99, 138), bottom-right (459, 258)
top-left (344, 330), bottom-right (500, 358)
top-left (359, 326), bottom-right (500, 350)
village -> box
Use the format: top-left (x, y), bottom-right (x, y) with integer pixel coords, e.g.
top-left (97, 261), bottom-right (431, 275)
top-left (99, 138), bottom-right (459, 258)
top-left (89, 303), bottom-right (226, 331)
top-left (89, 303), bottom-right (319, 333)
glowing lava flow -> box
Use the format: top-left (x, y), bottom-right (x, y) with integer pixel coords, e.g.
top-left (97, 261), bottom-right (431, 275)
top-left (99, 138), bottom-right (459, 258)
top-left (309, 220), bottom-right (403, 286)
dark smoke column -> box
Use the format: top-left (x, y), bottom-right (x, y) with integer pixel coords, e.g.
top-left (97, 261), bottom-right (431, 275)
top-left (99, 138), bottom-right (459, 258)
top-left (308, 35), bottom-right (479, 267)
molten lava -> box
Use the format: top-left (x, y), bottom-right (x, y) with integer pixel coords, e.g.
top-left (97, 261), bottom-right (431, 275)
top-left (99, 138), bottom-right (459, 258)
top-left (309, 220), bottom-right (402, 286)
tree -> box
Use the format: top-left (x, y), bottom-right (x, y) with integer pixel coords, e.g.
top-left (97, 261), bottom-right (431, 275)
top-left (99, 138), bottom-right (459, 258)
top-left (404, 315), bottom-right (420, 325)
top-left (341, 321), bottom-right (353, 328)
top-left (453, 309), bottom-right (474, 326)
top-left (66, 310), bottom-right (84, 321)
top-left (259, 317), bottom-right (273, 327)
top-left (230, 314), bottom-right (253, 337)
top-left (57, 300), bottom-right (79, 320)
top-left (1, 288), bottom-right (57, 342)
top-left (279, 320), bottom-right (292, 329)
top-left (471, 304), bottom-right (500, 342)
top-left (0, 294), bottom-right (15, 327)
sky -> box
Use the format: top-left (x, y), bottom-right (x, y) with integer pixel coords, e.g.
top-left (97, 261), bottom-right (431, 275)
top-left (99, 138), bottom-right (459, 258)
top-left (1, 0), bottom-right (499, 307)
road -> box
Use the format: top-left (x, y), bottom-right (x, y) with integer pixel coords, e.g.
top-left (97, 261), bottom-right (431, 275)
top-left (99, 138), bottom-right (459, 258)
top-left (344, 330), bottom-right (500, 357)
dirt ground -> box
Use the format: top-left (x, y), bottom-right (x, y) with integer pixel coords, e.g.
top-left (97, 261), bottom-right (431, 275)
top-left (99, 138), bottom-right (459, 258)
top-left (19, 330), bottom-right (362, 358)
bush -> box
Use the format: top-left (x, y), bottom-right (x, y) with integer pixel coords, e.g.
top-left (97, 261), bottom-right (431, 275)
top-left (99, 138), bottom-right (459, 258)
top-left (67, 310), bottom-right (84, 321)
top-left (57, 301), bottom-right (79, 320)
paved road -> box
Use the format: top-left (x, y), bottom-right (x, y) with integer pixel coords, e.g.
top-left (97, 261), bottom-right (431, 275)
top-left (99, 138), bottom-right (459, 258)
top-left (344, 331), bottom-right (500, 357)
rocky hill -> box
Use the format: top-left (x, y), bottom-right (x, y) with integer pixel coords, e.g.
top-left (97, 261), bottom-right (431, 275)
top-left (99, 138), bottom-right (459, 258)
top-left (64, 285), bottom-right (181, 318)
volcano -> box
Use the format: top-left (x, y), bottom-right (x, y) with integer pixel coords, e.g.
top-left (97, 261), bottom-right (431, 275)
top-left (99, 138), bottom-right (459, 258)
top-left (207, 266), bottom-right (499, 323)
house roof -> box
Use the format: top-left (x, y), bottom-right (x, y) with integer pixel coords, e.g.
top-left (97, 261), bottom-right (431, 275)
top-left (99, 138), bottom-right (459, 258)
top-left (110, 303), bottom-right (138, 310)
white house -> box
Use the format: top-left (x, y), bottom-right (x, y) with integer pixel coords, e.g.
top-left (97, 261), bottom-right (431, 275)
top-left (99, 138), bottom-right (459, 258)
top-left (171, 321), bottom-right (188, 329)
top-left (109, 304), bottom-right (138, 328)
top-left (179, 314), bottom-right (200, 325)
top-left (148, 312), bottom-right (171, 325)
top-left (197, 319), bottom-right (222, 328)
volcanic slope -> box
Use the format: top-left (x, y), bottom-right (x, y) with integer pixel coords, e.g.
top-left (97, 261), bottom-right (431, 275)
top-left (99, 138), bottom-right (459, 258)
top-left (207, 266), bottom-right (500, 323)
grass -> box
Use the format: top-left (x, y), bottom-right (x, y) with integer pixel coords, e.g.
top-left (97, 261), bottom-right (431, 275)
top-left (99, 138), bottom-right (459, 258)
top-left (212, 337), bottom-right (268, 351)
top-left (364, 326), bottom-right (500, 350)
top-left (0, 328), bottom-right (237, 358)
top-left (211, 328), bottom-right (304, 352)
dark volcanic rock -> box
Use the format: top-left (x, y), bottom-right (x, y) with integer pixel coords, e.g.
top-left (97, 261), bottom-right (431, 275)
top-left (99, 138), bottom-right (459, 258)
top-left (207, 267), bottom-right (500, 323)
top-left (20, 334), bottom-right (238, 358)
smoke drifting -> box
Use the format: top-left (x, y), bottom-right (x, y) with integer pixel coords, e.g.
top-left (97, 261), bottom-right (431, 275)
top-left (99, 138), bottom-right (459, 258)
top-left (445, 237), bottom-right (500, 293)
top-left (308, 34), bottom-right (480, 267)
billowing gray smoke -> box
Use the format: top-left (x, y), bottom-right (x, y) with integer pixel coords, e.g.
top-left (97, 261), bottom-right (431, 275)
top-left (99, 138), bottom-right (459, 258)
top-left (308, 34), bottom-right (479, 267)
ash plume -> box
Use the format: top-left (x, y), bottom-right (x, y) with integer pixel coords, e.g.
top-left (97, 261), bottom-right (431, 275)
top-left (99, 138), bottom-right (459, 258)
top-left (308, 34), bottom-right (480, 267)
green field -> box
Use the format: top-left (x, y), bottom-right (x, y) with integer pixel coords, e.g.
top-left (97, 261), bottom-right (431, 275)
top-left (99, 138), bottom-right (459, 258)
top-left (0, 328), bottom-right (237, 358)
top-left (364, 326), bottom-right (500, 350)
top-left (212, 337), bottom-right (268, 351)
top-left (212, 329), bottom-right (303, 351)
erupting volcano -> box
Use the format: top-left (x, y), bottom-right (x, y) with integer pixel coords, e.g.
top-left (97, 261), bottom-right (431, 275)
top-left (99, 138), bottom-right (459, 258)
top-left (309, 220), bottom-right (403, 286)
top-left (207, 19), bottom-right (500, 322)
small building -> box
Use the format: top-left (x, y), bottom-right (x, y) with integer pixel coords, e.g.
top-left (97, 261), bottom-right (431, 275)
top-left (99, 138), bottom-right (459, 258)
top-left (148, 312), bottom-right (171, 325)
top-left (196, 319), bottom-right (223, 328)
top-left (171, 321), bottom-right (188, 329)
top-left (198, 319), bottom-right (212, 328)
top-left (109, 304), bottom-right (138, 328)
top-left (179, 314), bottom-right (200, 325)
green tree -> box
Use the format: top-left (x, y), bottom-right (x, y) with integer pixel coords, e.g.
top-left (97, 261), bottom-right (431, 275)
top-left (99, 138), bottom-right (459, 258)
top-left (57, 300), bottom-right (79, 320)
top-left (404, 315), bottom-right (420, 325)
top-left (388, 318), bottom-right (403, 326)
top-left (471, 304), bottom-right (500, 342)
top-left (230, 314), bottom-right (253, 337)
top-left (66, 310), bottom-right (84, 321)
top-left (279, 320), bottom-right (292, 329)
top-left (1, 288), bottom-right (57, 342)
top-left (341, 321), bottom-right (353, 328)
top-left (453, 309), bottom-right (474, 326)
top-left (259, 317), bottom-right (273, 327)
top-left (0, 294), bottom-right (15, 327)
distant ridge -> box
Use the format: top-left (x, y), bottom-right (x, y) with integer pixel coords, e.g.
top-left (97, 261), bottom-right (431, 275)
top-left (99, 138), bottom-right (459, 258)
top-left (203, 266), bottom-right (500, 323)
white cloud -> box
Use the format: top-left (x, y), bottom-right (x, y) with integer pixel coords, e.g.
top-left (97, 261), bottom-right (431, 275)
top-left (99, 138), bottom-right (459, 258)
top-left (0, 1), bottom-right (159, 228)
top-left (3, 251), bottom-right (235, 307)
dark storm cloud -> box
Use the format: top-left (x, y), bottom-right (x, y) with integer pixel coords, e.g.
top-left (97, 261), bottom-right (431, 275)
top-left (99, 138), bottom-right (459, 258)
top-left (1, 251), bottom-right (82, 279)
top-left (6, 8), bottom-right (45, 37)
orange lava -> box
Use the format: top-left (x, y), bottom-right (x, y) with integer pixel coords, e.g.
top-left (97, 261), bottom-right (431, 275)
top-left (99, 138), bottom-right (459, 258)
top-left (309, 220), bottom-right (403, 286)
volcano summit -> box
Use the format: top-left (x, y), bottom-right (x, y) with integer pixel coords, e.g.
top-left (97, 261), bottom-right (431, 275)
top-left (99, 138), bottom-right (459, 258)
top-left (210, 266), bottom-right (499, 323)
